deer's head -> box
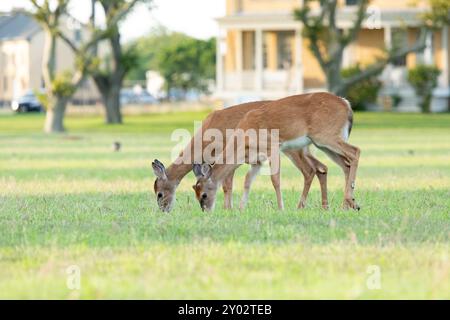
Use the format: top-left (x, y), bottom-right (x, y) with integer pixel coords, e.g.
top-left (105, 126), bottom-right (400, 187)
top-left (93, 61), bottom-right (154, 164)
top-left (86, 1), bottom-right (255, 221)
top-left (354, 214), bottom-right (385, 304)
top-left (152, 159), bottom-right (177, 212)
top-left (192, 163), bottom-right (218, 212)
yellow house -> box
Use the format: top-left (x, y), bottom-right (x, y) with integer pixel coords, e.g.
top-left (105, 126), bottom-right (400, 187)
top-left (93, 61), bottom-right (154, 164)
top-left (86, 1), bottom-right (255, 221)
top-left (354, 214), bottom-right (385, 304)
top-left (216, 0), bottom-right (450, 111)
top-left (0, 11), bottom-right (100, 107)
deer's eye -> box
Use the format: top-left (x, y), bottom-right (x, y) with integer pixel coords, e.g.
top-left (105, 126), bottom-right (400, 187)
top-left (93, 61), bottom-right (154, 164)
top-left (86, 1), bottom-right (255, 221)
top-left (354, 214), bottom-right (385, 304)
top-left (201, 193), bottom-right (207, 199)
top-left (157, 192), bottom-right (163, 199)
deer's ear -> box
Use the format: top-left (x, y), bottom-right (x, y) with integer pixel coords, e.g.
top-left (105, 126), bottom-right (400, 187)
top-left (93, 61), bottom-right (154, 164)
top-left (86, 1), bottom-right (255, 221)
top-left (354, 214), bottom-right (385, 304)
top-left (201, 163), bottom-right (212, 179)
top-left (193, 163), bottom-right (212, 179)
top-left (193, 163), bottom-right (203, 179)
top-left (152, 159), bottom-right (167, 180)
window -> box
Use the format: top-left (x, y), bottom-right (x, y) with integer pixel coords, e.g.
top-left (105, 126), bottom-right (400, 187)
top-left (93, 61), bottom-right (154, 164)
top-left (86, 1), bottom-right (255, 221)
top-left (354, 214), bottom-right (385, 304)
top-left (242, 31), bottom-right (255, 70)
top-left (263, 39), bottom-right (268, 68)
top-left (262, 31), bottom-right (294, 70)
top-left (391, 29), bottom-right (408, 66)
top-left (277, 31), bottom-right (294, 70)
top-left (346, 0), bottom-right (358, 5)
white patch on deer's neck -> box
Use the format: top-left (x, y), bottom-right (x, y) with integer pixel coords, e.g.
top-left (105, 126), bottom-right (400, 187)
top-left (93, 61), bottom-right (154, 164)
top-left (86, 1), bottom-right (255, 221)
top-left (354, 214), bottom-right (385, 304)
top-left (280, 135), bottom-right (312, 152)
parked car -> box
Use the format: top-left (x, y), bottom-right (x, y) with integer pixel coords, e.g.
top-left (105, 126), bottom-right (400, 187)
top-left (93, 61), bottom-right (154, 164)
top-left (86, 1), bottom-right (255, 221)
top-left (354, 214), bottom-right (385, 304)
top-left (120, 88), bottom-right (158, 106)
top-left (135, 91), bottom-right (158, 104)
top-left (11, 91), bottom-right (43, 113)
top-left (120, 89), bottom-right (134, 105)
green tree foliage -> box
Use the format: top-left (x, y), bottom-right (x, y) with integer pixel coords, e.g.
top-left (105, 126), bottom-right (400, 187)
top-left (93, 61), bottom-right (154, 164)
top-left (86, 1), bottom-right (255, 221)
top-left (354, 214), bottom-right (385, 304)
top-left (126, 26), bottom-right (179, 80)
top-left (341, 64), bottom-right (382, 111)
top-left (127, 27), bottom-right (216, 95)
top-left (408, 65), bottom-right (440, 113)
top-left (422, 0), bottom-right (450, 27)
top-left (156, 37), bottom-right (215, 95)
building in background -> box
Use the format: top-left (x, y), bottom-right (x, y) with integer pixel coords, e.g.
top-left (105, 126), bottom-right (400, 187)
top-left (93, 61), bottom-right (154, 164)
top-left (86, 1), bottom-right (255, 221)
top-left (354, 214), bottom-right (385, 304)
top-left (0, 10), bottom-right (100, 107)
top-left (216, 0), bottom-right (450, 111)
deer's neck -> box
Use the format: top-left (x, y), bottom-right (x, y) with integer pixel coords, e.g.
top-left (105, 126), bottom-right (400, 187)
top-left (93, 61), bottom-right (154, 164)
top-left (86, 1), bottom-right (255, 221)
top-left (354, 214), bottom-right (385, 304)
top-left (211, 163), bottom-right (240, 185)
top-left (165, 135), bottom-right (199, 183)
top-left (166, 162), bottom-right (193, 184)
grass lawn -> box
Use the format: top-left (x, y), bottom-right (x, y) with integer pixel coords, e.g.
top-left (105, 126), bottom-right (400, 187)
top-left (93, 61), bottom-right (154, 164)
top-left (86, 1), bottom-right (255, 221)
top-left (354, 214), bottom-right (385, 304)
top-left (0, 111), bottom-right (449, 299)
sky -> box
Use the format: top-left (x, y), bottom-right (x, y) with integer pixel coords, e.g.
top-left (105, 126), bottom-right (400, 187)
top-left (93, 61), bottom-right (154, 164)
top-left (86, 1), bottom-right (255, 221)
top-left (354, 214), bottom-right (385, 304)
top-left (0, 0), bottom-right (226, 42)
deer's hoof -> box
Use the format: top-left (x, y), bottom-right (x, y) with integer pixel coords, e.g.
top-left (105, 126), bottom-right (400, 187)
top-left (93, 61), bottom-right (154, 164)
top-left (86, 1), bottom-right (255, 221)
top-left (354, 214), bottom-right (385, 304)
top-left (344, 199), bottom-right (360, 211)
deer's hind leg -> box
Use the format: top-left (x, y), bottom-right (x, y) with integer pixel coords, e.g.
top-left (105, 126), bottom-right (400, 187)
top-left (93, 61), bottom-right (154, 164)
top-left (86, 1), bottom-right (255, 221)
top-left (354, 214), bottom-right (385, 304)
top-left (284, 150), bottom-right (314, 209)
top-left (284, 148), bottom-right (328, 209)
top-left (314, 139), bottom-right (361, 210)
top-left (304, 149), bottom-right (329, 209)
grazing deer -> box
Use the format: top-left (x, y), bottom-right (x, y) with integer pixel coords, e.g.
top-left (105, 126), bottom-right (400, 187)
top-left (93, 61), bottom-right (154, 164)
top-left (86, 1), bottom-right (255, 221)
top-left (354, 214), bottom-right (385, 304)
top-left (192, 92), bottom-right (360, 212)
top-left (152, 101), bottom-right (329, 212)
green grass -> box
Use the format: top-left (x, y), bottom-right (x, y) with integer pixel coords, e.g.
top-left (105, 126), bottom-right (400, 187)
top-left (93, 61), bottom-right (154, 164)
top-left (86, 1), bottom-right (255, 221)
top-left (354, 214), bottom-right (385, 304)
top-left (0, 111), bottom-right (449, 299)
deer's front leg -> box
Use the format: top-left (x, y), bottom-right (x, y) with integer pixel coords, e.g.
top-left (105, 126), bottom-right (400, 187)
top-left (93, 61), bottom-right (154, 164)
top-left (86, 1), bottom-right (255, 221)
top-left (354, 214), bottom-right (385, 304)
top-left (222, 168), bottom-right (236, 210)
top-left (239, 164), bottom-right (261, 210)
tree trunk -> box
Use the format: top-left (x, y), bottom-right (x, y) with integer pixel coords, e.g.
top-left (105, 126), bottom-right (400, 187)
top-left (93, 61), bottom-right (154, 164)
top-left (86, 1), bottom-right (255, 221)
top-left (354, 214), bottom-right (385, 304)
top-left (44, 97), bottom-right (68, 133)
top-left (422, 95), bottom-right (432, 114)
top-left (102, 85), bottom-right (122, 124)
top-left (326, 59), bottom-right (344, 95)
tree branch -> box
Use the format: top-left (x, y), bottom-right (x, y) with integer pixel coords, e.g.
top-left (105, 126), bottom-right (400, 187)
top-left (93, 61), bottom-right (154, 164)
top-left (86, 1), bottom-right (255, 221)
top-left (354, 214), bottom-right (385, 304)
top-left (340, 0), bottom-right (370, 46)
top-left (328, 0), bottom-right (338, 31)
top-left (339, 27), bottom-right (429, 94)
top-left (294, 3), bottom-right (329, 70)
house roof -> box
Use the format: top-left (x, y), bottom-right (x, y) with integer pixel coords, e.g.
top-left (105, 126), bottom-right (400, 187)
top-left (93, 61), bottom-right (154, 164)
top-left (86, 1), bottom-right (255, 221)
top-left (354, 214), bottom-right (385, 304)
top-left (0, 11), bottom-right (41, 42)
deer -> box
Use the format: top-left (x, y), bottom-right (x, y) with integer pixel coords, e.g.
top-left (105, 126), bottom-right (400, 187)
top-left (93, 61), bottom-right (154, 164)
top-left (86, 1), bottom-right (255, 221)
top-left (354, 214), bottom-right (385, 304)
top-left (192, 92), bottom-right (361, 212)
top-left (152, 101), bottom-right (329, 212)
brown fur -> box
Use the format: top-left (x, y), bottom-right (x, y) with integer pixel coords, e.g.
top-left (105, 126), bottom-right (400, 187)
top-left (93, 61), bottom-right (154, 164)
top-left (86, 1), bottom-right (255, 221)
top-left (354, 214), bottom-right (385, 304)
top-left (194, 92), bottom-right (361, 211)
top-left (154, 99), bottom-right (330, 212)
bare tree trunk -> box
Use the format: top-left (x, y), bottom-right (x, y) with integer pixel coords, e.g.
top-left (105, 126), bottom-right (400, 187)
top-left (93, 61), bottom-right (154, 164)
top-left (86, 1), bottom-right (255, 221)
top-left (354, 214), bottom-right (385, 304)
top-left (422, 95), bottom-right (432, 114)
top-left (44, 97), bottom-right (68, 133)
top-left (91, 1), bottom-right (129, 124)
top-left (102, 84), bottom-right (122, 124)
top-left (326, 59), bottom-right (344, 95)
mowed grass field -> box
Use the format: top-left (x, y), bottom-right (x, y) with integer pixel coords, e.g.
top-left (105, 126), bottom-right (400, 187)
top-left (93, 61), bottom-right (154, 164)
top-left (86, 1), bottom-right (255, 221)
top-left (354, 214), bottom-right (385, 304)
top-left (0, 111), bottom-right (449, 299)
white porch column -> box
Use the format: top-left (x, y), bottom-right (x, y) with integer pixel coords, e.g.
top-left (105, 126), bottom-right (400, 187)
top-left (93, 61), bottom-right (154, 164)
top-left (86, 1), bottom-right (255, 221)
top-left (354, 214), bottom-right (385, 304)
top-left (382, 25), bottom-right (394, 89)
top-left (294, 27), bottom-right (304, 93)
top-left (216, 29), bottom-right (225, 93)
top-left (255, 29), bottom-right (263, 91)
top-left (384, 25), bottom-right (392, 50)
top-left (441, 26), bottom-right (449, 87)
top-left (424, 32), bottom-right (433, 65)
top-left (235, 29), bottom-right (243, 90)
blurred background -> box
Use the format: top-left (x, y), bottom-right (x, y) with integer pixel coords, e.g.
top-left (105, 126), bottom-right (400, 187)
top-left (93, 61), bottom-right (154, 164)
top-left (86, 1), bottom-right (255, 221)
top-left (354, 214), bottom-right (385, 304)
top-left (1, 1), bottom-right (449, 299)
top-left (0, 0), bottom-right (449, 133)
